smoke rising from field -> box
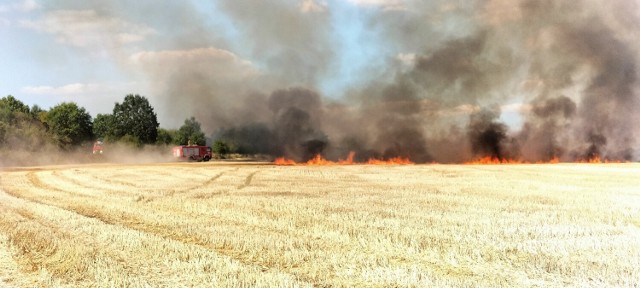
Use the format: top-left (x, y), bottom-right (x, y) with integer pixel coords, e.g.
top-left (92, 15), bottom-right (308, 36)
top-left (38, 0), bottom-right (639, 162)
top-left (226, 0), bottom-right (637, 162)
top-left (518, 96), bottom-right (577, 161)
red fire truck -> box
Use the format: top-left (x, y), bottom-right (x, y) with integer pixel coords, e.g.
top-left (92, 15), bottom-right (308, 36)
top-left (172, 145), bottom-right (212, 162)
top-left (92, 140), bottom-right (104, 155)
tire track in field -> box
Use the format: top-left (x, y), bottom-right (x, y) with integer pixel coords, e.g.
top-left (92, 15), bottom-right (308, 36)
top-left (57, 170), bottom-right (149, 198)
top-left (31, 167), bottom-right (228, 200)
top-left (0, 186), bottom-right (245, 287)
top-left (0, 178), bottom-right (316, 286)
top-left (4, 170), bottom-right (376, 287)
top-left (31, 171), bottom-right (108, 199)
top-left (53, 170), bottom-right (123, 196)
top-left (26, 171), bottom-right (103, 201)
top-left (237, 171), bottom-right (259, 190)
top-left (26, 171), bottom-right (66, 193)
top-left (4, 169), bottom-right (336, 285)
top-left (6, 170), bottom-right (280, 241)
top-left (91, 166), bottom-right (206, 189)
top-left (84, 171), bottom-right (139, 188)
top-left (7, 170), bottom-right (236, 225)
top-left (99, 171), bottom-right (181, 188)
top-left (166, 168), bottom-right (237, 196)
top-left (3, 171), bottom-right (323, 285)
top-left (1, 173), bottom-right (77, 212)
top-left (0, 188), bottom-right (107, 284)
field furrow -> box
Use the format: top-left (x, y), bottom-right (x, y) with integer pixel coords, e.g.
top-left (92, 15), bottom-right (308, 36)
top-left (1, 163), bottom-right (639, 287)
top-left (0, 172), bottom-right (312, 287)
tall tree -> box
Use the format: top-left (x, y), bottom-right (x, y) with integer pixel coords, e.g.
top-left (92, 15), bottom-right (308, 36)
top-left (0, 97), bottom-right (49, 148)
top-left (112, 94), bottom-right (159, 144)
top-left (0, 95), bottom-right (29, 114)
top-left (175, 117), bottom-right (206, 146)
top-left (45, 102), bottom-right (93, 147)
top-left (0, 101), bottom-right (12, 124)
top-left (1, 95), bottom-right (29, 124)
top-left (0, 121), bottom-right (7, 144)
top-left (156, 128), bottom-right (176, 145)
top-left (93, 113), bottom-right (115, 140)
top-left (30, 104), bottom-right (47, 121)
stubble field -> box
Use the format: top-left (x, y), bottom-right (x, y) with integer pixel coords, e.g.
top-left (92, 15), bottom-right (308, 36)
top-left (0, 162), bottom-right (639, 287)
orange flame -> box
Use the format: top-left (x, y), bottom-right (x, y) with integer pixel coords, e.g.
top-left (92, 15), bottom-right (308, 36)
top-left (577, 156), bottom-right (626, 164)
top-left (465, 155), bottom-right (628, 164)
top-left (337, 151), bottom-right (356, 165)
top-left (277, 153), bottom-right (627, 165)
top-left (366, 157), bottom-right (414, 165)
top-left (274, 152), bottom-right (413, 165)
top-left (464, 156), bottom-right (526, 164)
top-left (274, 157), bottom-right (296, 165)
top-left (306, 154), bottom-right (336, 165)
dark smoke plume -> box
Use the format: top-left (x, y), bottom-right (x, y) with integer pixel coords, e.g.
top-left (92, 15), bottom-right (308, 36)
top-left (467, 109), bottom-right (509, 159)
top-left (268, 87), bottom-right (327, 161)
top-left (41, 0), bottom-right (639, 162)
top-left (213, 87), bottom-right (328, 161)
top-left (518, 96), bottom-right (577, 161)
top-left (215, 0), bottom-right (639, 162)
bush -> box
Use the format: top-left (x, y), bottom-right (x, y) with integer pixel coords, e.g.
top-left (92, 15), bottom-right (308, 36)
top-left (156, 128), bottom-right (176, 145)
top-left (212, 140), bottom-right (230, 157)
top-left (119, 134), bottom-right (143, 148)
top-left (45, 102), bottom-right (93, 148)
top-left (112, 94), bottom-right (159, 144)
top-left (175, 117), bottom-right (205, 146)
top-left (0, 122), bottom-right (7, 143)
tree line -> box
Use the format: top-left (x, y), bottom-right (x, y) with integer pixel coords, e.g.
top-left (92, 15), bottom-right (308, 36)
top-left (0, 94), bottom-right (208, 151)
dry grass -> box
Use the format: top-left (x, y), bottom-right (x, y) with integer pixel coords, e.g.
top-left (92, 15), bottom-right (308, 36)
top-left (1, 162), bottom-right (639, 287)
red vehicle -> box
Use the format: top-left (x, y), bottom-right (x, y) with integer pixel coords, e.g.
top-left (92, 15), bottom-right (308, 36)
top-left (92, 140), bottom-right (104, 155)
top-left (173, 145), bottom-right (212, 162)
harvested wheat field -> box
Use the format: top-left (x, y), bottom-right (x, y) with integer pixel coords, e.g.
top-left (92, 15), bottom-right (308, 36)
top-left (1, 162), bottom-right (639, 287)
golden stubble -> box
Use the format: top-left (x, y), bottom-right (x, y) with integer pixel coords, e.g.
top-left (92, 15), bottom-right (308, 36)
top-left (1, 163), bottom-right (639, 287)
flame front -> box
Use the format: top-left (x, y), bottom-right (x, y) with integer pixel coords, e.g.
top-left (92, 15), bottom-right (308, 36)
top-left (576, 156), bottom-right (625, 164)
top-left (366, 157), bottom-right (414, 165)
top-left (274, 152), bottom-right (414, 165)
top-left (463, 155), bottom-right (627, 165)
top-left (276, 153), bottom-right (627, 166)
top-left (274, 157), bottom-right (296, 165)
top-left (464, 156), bottom-right (525, 165)
top-left (464, 156), bottom-right (563, 164)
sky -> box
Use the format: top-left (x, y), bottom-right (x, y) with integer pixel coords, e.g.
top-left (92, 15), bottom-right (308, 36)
top-left (2, 0), bottom-right (638, 161)
top-left (0, 0), bottom-right (530, 129)
top-left (1, 0), bottom-right (637, 133)
top-left (0, 0), bottom-right (388, 125)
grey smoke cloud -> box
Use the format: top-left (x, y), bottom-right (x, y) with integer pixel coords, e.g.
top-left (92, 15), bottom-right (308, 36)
top-left (29, 0), bottom-right (640, 162)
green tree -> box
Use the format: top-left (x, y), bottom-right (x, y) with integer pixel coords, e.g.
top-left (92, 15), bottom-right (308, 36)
top-left (175, 117), bottom-right (206, 146)
top-left (0, 121), bottom-right (7, 143)
top-left (213, 124), bottom-right (274, 154)
top-left (0, 95), bottom-right (29, 114)
top-left (93, 113), bottom-right (115, 140)
top-left (119, 134), bottom-right (142, 148)
top-left (0, 99), bottom-right (50, 149)
top-left (0, 101), bottom-right (12, 124)
top-left (156, 128), bottom-right (176, 145)
top-left (45, 102), bottom-right (93, 147)
top-left (112, 94), bottom-right (159, 144)
top-left (212, 140), bottom-right (230, 157)
top-left (30, 104), bottom-right (47, 121)
top-left (1, 96), bottom-right (30, 124)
